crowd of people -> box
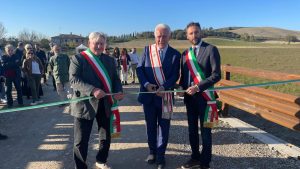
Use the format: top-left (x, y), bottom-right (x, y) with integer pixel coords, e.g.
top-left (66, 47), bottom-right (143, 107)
top-left (0, 21), bottom-right (221, 169)
top-left (0, 42), bottom-right (72, 139)
top-left (111, 47), bottom-right (140, 85)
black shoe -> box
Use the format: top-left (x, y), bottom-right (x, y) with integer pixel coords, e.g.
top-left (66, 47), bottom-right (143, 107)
top-left (200, 165), bottom-right (210, 169)
top-left (145, 154), bottom-right (156, 164)
top-left (125, 81), bottom-right (128, 85)
top-left (131, 81), bottom-right (135, 84)
top-left (181, 159), bottom-right (201, 169)
top-left (0, 133), bottom-right (8, 140)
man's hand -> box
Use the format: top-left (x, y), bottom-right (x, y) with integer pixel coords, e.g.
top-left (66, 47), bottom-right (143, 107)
top-left (92, 88), bottom-right (106, 99)
top-left (156, 86), bottom-right (165, 97)
top-left (186, 85), bottom-right (199, 96)
top-left (114, 92), bottom-right (124, 101)
top-left (146, 83), bottom-right (157, 92)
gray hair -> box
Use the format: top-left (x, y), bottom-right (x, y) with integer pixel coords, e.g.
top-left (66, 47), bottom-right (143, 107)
top-left (24, 44), bottom-right (33, 51)
top-left (5, 44), bottom-right (14, 52)
top-left (154, 23), bottom-right (171, 37)
top-left (88, 32), bottom-right (107, 43)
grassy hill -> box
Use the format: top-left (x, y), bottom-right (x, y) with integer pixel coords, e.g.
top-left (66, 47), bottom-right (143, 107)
top-left (228, 27), bottom-right (300, 39)
top-left (110, 37), bottom-right (300, 95)
top-left (110, 37), bottom-right (300, 49)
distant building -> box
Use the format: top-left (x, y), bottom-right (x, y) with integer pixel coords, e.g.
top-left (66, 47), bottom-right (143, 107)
top-left (51, 33), bottom-right (87, 48)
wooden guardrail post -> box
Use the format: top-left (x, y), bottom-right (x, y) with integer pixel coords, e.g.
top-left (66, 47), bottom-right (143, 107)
top-left (217, 65), bottom-right (300, 131)
top-left (220, 64), bottom-right (230, 117)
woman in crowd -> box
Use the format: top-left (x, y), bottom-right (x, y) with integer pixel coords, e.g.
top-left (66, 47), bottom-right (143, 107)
top-left (113, 47), bottom-right (121, 77)
top-left (120, 48), bottom-right (131, 85)
top-left (22, 49), bottom-right (44, 105)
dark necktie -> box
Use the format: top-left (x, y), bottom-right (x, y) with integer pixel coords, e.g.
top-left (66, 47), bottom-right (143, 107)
top-left (193, 47), bottom-right (197, 56)
top-left (159, 49), bottom-right (164, 62)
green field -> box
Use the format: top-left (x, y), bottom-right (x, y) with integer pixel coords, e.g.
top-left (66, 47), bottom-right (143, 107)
top-left (112, 37), bottom-right (300, 49)
top-left (112, 38), bottom-right (300, 96)
top-left (219, 47), bottom-right (300, 96)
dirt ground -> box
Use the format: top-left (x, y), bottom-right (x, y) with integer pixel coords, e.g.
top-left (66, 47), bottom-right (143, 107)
top-left (0, 81), bottom-right (299, 169)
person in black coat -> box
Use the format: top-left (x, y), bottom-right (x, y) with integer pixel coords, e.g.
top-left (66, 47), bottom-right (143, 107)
top-left (178, 22), bottom-right (221, 169)
top-left (1, 44), bottom-right (23, 107)
top-left (35, 44), bottom-right (47, 83)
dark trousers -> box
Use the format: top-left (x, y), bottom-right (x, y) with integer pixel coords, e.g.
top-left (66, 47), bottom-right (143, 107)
top-left (21, 77), bottom-right (29, 98)
top-left (28, 74), bottom-right (41, 101)
top-left (73, 100), bottom-right (111, 169)
top-left (42, 64), bottom-right (47, 83)
top-left (5, 77), bottom-right (23, 106)
top-left (186, 95), bottom-right (212, 167)
top-left (143, 103), bottom-right (170, 164)
top-left (52, 75), bottom-right (56, 90)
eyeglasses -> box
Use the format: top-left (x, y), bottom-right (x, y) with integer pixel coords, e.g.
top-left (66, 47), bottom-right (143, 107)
top-left (28, 52), bottom-right (33, 55)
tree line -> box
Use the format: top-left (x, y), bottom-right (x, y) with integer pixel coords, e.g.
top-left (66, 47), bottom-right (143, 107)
top-left (0, 22), bottom-right (299, 51)
top-left (0, 23), bottom-right (50, 50)
top-left (107, 27), bottom-right (242, 43)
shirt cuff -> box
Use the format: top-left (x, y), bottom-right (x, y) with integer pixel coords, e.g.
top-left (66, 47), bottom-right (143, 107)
top-left (144, 82), bottom-right (149, 88)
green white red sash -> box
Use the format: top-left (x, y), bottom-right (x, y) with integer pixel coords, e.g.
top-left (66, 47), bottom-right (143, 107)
top-left (81, 49), bottom-right (121, 138)
top-left (185, 47), bottom-right (218, 128)
top-left (149, 44), bottom-right (173, 119)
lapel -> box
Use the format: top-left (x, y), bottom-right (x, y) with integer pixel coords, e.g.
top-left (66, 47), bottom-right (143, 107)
top-left (162, 46), bottom-right (170, 73)
top-left (197, 42), bottom-right (206, 63)
top-left (97, 55), bottom-right (110, 88)
top-left (99, 54), bottom-right (111, 77)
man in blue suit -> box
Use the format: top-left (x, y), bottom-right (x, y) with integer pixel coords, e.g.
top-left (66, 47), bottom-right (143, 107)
top-left (179, 22), bottom-right (221, 169)
top-left (137, 23), bottom-right (181, 169)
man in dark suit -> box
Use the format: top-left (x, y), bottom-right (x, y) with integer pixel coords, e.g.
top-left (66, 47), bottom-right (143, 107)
top-left (69, 32), bottom-right (124, 169)
top-left (14, 42), bottom-right (24, 62)
top-left (178, 22), bottom-right (221, 169)
top-left (137, 23), bottom-right (181, 169)
top-left (35, 44), bottom-right (47, 84)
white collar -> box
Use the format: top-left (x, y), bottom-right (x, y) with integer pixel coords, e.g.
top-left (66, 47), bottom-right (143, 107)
top-left (158, 44), bottom-right (168, 52)
top-left (192, 40), bottom-right (202, 49)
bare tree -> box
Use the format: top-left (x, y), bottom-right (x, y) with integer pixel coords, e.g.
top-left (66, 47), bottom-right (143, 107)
top-left (18, 29), bottom-right (47, 42)
top-left (0, 22), bottom-right (7, 43)
top-left (37, 33), bottom-right (47, 41)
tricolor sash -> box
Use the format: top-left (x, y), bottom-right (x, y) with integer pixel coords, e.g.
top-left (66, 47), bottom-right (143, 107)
top-left (81, 49), bottom-right (121, 138)
top-left (149, 44), bottom-right (173, 119)
top-left (185, 47), bottom-right (218, 128)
